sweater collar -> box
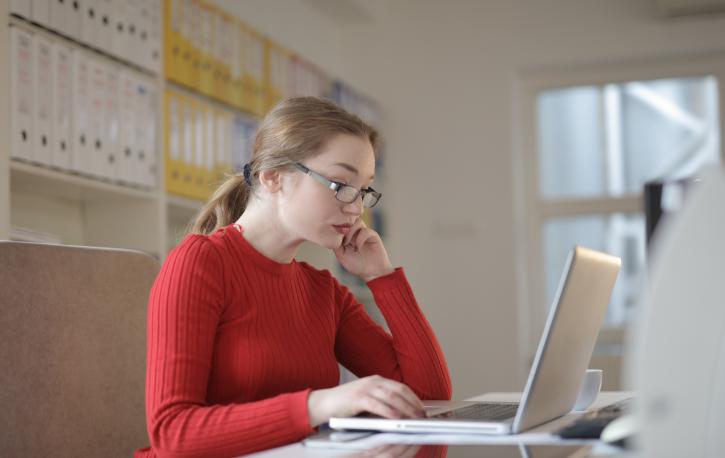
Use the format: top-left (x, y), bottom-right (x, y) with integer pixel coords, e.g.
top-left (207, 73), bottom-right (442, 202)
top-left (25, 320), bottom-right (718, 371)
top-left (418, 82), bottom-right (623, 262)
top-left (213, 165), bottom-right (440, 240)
top-left (225, 224), bottom-right (298, 275)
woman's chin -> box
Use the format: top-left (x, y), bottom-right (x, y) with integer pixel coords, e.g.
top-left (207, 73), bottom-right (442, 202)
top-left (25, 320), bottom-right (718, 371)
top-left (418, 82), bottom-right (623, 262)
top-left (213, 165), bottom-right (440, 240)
top-left (317, 234), bottom-right (343, 250)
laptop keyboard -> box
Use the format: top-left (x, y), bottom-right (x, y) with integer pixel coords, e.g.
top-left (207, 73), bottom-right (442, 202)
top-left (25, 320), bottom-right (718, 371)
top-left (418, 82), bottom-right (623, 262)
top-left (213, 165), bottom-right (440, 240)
top-left (435, 402), bottom-right (519, 422)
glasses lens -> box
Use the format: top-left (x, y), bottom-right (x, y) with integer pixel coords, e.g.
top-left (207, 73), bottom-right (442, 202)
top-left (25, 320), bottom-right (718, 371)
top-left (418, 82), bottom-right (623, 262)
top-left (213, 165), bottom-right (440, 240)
top-left (362, 191), bottom-right (381, 208)
top-left (336, 185), bottom-right (359, 203)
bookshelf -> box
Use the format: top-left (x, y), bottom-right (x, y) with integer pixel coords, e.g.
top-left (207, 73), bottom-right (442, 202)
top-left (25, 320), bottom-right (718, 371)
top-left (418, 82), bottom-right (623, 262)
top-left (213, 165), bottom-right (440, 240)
top-left (0, 0), bottom-right (382, 271)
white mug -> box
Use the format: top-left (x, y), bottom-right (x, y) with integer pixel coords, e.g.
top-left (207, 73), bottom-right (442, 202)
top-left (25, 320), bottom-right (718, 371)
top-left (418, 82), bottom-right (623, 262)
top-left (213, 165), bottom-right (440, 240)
top-left (573, 369), bottom-right (603, 411)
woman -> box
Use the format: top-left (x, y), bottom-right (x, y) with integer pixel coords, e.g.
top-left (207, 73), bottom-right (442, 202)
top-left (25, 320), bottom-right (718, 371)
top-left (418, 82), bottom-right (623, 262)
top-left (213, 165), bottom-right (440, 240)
top-left (136, 97), bottom-right (452, 457)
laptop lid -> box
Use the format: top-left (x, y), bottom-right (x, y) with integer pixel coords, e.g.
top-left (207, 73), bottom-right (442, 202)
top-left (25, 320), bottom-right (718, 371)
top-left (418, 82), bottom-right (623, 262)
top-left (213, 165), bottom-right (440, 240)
top-left (511, 246), bottom-right (620, 433)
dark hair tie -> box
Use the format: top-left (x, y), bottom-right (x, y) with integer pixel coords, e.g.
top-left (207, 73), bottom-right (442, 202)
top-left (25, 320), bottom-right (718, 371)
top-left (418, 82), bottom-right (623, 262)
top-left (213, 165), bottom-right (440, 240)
top-left (243, 163), bottom-right (252, 186)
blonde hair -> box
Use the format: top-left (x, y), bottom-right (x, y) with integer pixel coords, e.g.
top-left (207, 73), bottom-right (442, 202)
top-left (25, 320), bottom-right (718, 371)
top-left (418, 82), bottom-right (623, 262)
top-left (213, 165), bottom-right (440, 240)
top-left (191, 96), bottom-right (380, 235)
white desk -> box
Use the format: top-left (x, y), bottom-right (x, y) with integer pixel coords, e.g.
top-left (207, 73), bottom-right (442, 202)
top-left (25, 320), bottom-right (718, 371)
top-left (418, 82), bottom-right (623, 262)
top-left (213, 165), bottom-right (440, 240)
top-left (246, 391), bottom-right (632, 457)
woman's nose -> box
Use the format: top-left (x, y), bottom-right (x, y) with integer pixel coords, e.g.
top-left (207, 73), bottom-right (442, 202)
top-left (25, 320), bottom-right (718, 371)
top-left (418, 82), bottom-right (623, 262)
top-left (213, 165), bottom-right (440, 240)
top-left (342, 195), bottom-right (364, 215)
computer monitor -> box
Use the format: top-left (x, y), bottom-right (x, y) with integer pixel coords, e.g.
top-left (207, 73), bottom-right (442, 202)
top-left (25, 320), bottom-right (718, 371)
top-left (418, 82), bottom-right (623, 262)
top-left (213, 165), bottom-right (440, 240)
top-left (643, 178), bottom-right (695, 248)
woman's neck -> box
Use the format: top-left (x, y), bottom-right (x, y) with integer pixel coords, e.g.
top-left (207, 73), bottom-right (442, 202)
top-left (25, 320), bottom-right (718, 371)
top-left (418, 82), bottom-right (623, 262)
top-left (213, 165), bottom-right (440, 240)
top-left (234, 204), bottom-right (302, 264)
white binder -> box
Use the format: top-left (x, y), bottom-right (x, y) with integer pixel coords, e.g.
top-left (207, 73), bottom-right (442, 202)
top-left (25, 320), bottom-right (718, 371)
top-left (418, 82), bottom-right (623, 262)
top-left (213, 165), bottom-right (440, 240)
top-left (145, 77), bottom-right (158, 188)
top-left (137, 0), bottom-right (153, 71)
top-left (10, 0), bottom-right (31, 18)
top-left (111, 0), bottom-right (128, 63)
top-left (31, 0), bottom-right (52, 27)
top-left (72, 49), bottom-right (92, 175)
top-left (50, 0), bottom-right (67, 34)
top-left (147, 0), bottom-right (162, 74)
top-left (134, 76), bottom-right (157, 188)
top-left (205, 106), bottom-right (215, 189)
top-left (118, 70), bottom-right (137, 185)
top-left (81, 0), bottom-right (101, 50)
top-left (88, 55), bottom-right (107, 178)
top-left (32, 34), bottom-right (54, 167)
top-left (96, 0), bottom-right (114, 55)
top-left (101, 61), bottom-right (121, 181)
top-left (124, 0), bottom-right (141, 66)
top-left (51, 41), bottom-right (74, 171)
top-left (67, 0), bottom-right (83, 41)
top-left (215, 109), bottom-right (231, 175)
top-left (10, 26), bottom-right (34, 163)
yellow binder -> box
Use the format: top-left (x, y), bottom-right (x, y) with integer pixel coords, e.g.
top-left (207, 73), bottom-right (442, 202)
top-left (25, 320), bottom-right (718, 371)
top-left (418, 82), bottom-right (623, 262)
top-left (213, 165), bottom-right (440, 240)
top-left (164, 89), bottom-right (184, 196)
top-left (264, 39), bottom-right (290, 112)
top-left (163, 0), bottom-right (183, 83)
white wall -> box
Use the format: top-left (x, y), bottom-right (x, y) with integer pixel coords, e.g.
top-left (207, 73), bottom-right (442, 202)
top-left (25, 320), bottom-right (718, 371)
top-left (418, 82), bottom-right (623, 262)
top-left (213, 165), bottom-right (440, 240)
top-left (217, 0), bottom-right (725, 398)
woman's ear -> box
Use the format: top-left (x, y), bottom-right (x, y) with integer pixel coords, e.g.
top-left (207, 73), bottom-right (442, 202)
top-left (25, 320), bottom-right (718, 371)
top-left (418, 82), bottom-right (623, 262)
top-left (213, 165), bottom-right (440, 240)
top-left (257, 169), bottom-right (282, 193)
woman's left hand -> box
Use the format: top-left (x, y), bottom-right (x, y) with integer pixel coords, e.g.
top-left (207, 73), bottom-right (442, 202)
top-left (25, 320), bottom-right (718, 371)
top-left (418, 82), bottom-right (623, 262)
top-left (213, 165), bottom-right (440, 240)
top-left (333, 218), bottom-right (394, 282)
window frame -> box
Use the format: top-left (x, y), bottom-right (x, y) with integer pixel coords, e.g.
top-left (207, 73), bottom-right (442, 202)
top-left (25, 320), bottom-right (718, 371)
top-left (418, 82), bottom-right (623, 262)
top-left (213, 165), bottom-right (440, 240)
top-left (512, 53), bottom-right (725, 381)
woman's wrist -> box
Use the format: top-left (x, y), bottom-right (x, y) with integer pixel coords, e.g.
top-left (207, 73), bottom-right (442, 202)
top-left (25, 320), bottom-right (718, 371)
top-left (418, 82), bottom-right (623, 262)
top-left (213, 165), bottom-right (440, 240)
top-left (363, 266), bottom-right (395, 283)
top-left (307, 388), bottom-right (330, 428)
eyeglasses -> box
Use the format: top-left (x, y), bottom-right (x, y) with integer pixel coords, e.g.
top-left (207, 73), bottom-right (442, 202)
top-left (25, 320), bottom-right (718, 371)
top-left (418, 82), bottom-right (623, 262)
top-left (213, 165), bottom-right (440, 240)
top-left (292, 162), bottom-right (382, 208)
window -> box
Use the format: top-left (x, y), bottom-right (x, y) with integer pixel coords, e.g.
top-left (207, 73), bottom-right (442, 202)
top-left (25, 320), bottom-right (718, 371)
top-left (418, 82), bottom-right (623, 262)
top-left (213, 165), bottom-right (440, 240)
top-left (537, 76), bottom-right (720, 326)
top-left (515, 60), bottom-right (725, 377)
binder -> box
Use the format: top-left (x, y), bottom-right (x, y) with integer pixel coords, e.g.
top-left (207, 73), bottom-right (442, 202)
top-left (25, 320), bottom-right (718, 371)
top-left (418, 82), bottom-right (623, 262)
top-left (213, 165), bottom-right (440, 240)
top-left (125, 0), bottom-right (141, 66)
top-left (238, 22), bottom-right (252, 112)
top-left (229, 18), bottom-right (243, 109)
top-left (163, 0), bottom-right (182, 82)
top-left (137, 0), bottom-right (161, 73)
top-left (49, 0), bottom-right (66, 34)
top-left (132, 74), bottom-right (147, 186)
top-left (72, 49), bottom-right (92, 175)
top-left (181, 93), bottom-right (196, 197)
top-left (51, 41), bottom-right (73, 171)
top-left (136, 0), bottom-right (150, 70)
top-left (10, 0), bottom-right (31, 19)
top-left (31, 0), bottom-right (52, 27)
top-left (247, 27), bottom-right (266, 116)
top-left (96, 0), bottom-right (114, 55)
top-left (33, 34), bottom-right (54, 167)
top-left (111, 0), bottom-right (128, 64)
top-left (164, 90), bottom-right (184, 196)
top-left (100, 60), bottom-right (121, 181)
top-left (135, 76), bottom-right (157, 188)
top-left (231, 113), bottom-right (254, 172)
top-left (146, 80), bottom-right (159, 189)
top-left (214, 108), bottom-right (233, 186)
top-left (198, 1), bottom-right (214, 97)
top-left (10, 26), bottom-right (34, 163)
top-left (81, 0), bottom-right (100, 50)
top-left (147, 0), bottom-right (162, 75)
top-left (177, 0), bottom-right (193, 87)
top-left (192, 97), bottom-right (205, 198)
top-left (88, 54), bottom-right (107, 178)
top-left (217, 11), bottom-right (234, 102)
top-left (187, 0), bottom-right (202, 91)
top-left (118, 70), bottom-right (138, 185)
top-left (66, 0), bottom-right (82, 41)
top-left (204, 103), bottom-right (216, 197)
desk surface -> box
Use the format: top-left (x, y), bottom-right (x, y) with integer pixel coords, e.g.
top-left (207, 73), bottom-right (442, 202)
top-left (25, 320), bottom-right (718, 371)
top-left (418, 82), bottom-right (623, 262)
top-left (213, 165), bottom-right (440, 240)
top-left (246, 392), bottom-right (632, 458)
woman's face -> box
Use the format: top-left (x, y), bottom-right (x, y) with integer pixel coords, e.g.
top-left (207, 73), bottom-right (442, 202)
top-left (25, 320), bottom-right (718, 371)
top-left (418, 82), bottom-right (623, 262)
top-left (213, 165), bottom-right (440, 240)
top-left (278, 133), bottom-right (376, 250)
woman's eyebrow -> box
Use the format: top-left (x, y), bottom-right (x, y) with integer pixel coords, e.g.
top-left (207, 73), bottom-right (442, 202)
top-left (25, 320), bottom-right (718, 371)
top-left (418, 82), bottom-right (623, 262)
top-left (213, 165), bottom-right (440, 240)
top-left (331, 162), bottom-right (375, 180)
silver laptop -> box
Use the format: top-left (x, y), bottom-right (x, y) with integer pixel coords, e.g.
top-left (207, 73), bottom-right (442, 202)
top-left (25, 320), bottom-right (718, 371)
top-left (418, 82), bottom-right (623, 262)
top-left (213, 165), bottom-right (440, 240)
top-left (329, 246), bottom-right (621, 435)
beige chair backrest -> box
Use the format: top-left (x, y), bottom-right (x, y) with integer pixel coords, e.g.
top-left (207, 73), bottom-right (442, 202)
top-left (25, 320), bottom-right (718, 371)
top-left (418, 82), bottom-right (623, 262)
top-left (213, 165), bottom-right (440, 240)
top-left (0, 241), bottom-right (159, 457)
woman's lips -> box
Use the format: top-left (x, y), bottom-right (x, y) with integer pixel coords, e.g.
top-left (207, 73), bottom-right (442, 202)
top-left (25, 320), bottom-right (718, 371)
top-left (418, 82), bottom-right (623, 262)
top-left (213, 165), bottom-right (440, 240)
top-left (332, 225), bottom-right (351, 235)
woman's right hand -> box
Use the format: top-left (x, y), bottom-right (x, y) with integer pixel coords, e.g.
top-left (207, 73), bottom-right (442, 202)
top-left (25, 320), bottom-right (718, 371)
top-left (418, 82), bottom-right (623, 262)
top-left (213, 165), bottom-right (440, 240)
top-left (307, 375), bottom-right (426, 428)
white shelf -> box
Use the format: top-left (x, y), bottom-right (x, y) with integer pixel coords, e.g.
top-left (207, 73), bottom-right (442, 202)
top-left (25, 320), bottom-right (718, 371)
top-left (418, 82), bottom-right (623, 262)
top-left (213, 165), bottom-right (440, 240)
top-left (166, 194), bottom-right (204, 222)
top-left (10, 160), bottom-right (158, 204)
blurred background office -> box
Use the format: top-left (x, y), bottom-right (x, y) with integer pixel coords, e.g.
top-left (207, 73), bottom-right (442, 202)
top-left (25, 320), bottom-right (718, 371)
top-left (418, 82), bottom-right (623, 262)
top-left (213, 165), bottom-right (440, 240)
top-left (1, 0), bottom-right (724, 400)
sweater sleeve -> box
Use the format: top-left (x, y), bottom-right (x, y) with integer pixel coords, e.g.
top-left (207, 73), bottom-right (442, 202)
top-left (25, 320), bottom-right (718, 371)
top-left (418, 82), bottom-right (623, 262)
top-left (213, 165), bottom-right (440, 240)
top-left (334, 267), bottom-right (452, 400)
top-left (144, 236), bottom-right (314, 458)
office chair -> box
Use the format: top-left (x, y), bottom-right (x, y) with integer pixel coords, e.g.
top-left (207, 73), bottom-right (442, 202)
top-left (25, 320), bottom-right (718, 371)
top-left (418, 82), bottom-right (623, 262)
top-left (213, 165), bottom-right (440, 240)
top-left (0, 241), bottom-right (159, 457)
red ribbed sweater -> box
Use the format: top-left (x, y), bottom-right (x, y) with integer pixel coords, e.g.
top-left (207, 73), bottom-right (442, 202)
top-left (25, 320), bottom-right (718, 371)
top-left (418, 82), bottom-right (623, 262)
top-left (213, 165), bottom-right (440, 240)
top-left (135, 224), bottom-right (452, 457)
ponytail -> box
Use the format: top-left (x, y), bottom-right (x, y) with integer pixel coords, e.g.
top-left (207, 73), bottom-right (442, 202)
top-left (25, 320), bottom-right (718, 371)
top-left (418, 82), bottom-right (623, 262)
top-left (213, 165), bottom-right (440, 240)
top-left (191, 173), bottom-right (250, 235)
